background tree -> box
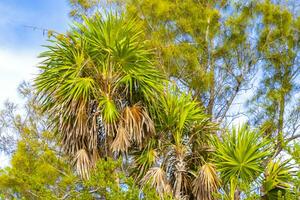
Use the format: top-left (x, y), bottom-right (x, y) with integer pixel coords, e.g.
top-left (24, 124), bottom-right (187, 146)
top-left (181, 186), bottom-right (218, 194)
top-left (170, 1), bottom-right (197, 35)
top-left (119, 0), bottom-right (259, 123)
top-left (247, 0), bottom-right (300, 155)
top-left (0, 83), bottom-right (77, 199)
top-left (0, 101), bottom-right (17, 155)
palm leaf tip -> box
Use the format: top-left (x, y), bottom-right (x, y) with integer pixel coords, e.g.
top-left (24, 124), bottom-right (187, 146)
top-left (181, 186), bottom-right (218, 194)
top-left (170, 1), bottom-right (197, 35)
top-left (262, 159), bottom-right (294, 198)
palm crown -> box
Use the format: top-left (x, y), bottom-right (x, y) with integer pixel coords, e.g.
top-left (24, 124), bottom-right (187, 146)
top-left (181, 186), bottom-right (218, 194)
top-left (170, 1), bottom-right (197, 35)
top-left (35, 13), bottom-right (163, 179)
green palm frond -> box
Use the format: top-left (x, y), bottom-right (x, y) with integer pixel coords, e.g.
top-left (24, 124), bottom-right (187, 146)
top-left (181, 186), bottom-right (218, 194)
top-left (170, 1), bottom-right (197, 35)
top-left (212, 125), bottom-right (271, 186)
top-left (98, 96), bottom-right (119, 131)
top-left (262, 159), bottom-right (294, 199)
top-left (132, 139), bottom-right (158, 179)
top-left (157, 86), bottom-right (215, 142)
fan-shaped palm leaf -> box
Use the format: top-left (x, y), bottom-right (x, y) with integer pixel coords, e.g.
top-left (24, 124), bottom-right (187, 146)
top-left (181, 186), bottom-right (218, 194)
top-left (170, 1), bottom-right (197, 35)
top-left (157, 87), bottom-right (210, 134)
top-left (132, 138), bottom-right (158, 178)
top-left (212, 125), bottom-right (271, 198)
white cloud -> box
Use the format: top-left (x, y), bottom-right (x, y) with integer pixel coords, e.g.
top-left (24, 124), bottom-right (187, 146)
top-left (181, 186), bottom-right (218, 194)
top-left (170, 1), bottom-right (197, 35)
top-left (0, 48), bottom-right (39, 105)
top-left (0, 152), bottom-right (10, 168)
top-left (0, 0), bottom-right (69, 169)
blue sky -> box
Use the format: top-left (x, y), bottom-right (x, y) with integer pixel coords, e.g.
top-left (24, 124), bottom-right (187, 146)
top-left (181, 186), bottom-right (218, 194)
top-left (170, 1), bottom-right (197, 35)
top-left (0, 0), bottom-right (70, 167)
top-left (0, 0), bottom-right (70, 104)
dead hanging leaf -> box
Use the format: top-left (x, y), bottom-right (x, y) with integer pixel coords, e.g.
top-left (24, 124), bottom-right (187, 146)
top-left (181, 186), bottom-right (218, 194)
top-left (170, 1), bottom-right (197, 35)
top-left (122, 103), bottom-right (155, 147)
top-left (192, 163), bottom-right (219, 200)
top-left (111, 126), bottom-right (131, 153)
top-left (74, 149), bottom-right (91, 180)
top-left (59, 100), bottom-right (98, 156)
top-left (140, 167), bottom-right (172, 197)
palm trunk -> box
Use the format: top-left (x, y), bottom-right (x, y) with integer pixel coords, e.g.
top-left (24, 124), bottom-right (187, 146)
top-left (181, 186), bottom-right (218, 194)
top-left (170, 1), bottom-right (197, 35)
top-left (174, 172), bottom-right (182, 199)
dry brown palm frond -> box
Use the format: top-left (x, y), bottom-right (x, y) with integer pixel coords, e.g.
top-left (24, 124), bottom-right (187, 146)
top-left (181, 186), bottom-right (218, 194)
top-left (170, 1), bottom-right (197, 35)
top-left (141, 108), bottom-right (155, 133)
top-left (122, 103), bottom-right (154, 147)
top-left (104, 121), bottom-right (118, 137)
top-left (90, 147), bottom-right (100, 167)
top-left (61, 131), bottom-right (85, 155)
top-left (140, 167), bottom-right (172, 197)
top-left (58, 100), bottom-right (99, 156)
top-left (74, 148), bottom-right (91, 180)
top-left (88, 112), bottom-right (99, 151)
top-left (192, 163), bottom-right (219, 200)
top-left (60, 114), bottom-right (86, 155)
top-left (111, 126), bottom-right (131, 153)
top-left (74, 101), bottom-right (88, 134)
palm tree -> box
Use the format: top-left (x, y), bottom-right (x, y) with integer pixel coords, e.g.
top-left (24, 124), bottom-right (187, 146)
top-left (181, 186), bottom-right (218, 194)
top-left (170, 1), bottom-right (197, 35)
top-left (262, 159), bottom-right (294, 199)
top-left (212, 125), bottom-right (271, 200)
top-left (136, 87), bottom-right (217, 199)
top-left (35, 13), bottom-right (163, 178)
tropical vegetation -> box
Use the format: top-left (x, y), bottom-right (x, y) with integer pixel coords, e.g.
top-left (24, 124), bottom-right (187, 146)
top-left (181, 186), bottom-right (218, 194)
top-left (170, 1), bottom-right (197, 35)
top-left (0, 0), bottom-right (299, 199)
